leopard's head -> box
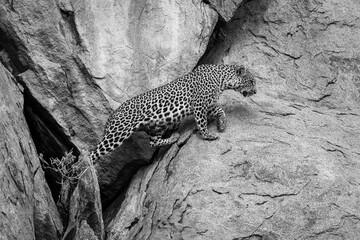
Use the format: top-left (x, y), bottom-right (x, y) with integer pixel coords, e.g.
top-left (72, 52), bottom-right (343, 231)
top-left (223, 65), bottom-right (257, 97)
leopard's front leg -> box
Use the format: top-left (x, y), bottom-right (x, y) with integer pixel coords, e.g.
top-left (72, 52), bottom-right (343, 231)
top-left (207, 105), bottom-right (226, 132)
top-left (193, 104), bottom-right (219, 140)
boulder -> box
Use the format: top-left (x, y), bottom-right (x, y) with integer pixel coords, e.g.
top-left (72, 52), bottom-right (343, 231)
top-left (62, 152), bottom-right (105, 240)
top-left (67, 0), bottom-right (218, 106)
top-left (0, 62), bottom-right (63, 240)
top-left (105, 0), bottom-right (360, 239)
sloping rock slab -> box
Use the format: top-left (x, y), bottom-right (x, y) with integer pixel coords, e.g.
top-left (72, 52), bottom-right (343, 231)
top-left (104, 95), bottom-right (360, 239)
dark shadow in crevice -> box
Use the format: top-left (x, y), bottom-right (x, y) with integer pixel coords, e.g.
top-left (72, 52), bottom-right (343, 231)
top-left (0, 28), bottom-right (29, 75)
top-left (196, 17), bottom-right (227, 66)
top-left (97, 132), bottom-right (160, 211)
top-left (101, 156), bottom-right (155, 222)
top-left (22, 85), bottom-right (80, 202)
top-left (197, 0), bottom-right (272, 65)
top-left (99, 155), bottom-right (156, 211)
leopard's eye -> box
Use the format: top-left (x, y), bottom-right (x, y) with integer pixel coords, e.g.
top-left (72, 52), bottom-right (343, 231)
top-left (236, 65), bottom-right (246, 76)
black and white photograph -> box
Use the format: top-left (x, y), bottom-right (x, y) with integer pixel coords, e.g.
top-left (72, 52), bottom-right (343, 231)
top-left (1, 0), bottom-right (359, 239)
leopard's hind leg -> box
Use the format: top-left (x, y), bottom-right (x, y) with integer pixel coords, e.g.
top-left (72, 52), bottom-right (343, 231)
top-left (90, 125), bottom-right (134, 163)
top-left (149, 126), bottom-right (180, 147)
top-left (90, 112), bottom-right (141, 163)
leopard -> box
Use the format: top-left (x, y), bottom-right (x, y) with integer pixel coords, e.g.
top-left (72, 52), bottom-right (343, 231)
top-left (90, 64), bottom-right (256, 162)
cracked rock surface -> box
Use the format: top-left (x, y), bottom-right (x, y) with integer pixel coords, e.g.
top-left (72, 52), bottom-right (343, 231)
top-left (1, 0), bottom-right (360, 239)
top-left (105, 97), bottom-right (360, 239)
top-left (0, 62), bottom-right (63, 240)
top-left (205, 0), bottom-right (244, 22)
top-left (105, 0), bottom-right (360, 239)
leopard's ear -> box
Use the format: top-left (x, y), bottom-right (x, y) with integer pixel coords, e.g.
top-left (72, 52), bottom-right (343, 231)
top-left (236, 65), bottom-right (246, 76)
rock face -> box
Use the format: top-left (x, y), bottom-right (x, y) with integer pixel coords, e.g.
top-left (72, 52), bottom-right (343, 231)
top-left (1, 0), bottom-right (360, 239)
top-left (105, 0), bottom-right (360, 239)
top-left (67, 0), bottom-right (218, 106)
top-left (207, 0), bottom-right (244, 21)
top-left (0, 63), bottom-right (63, 240)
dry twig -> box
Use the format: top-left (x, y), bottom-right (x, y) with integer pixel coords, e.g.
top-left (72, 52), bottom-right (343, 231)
top-left (39, 150), bottom-right (88, 184)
